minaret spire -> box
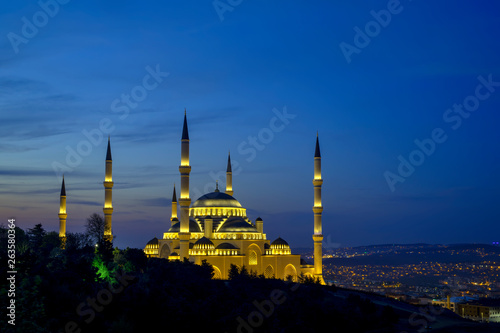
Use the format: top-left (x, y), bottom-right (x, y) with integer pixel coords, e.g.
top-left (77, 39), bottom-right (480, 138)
top-left (179, 111), bottom-right (192, 260)
top-left (315, 131), bottom-right (321, 158)
top-left (58, 175), bottom-right (67, 249)
top-left (226, 151), bottom-right (233, 196)
top-left (171, 184), bottom-right (178, 228)
top-left (172, 184), bottom-right (177, 203)
top-left (182, 109), bottom-right (189, 141)
top-left (312, 132), bottom-right (324, 284)
top-left (103, 136), bottom-right (114, 243)
top-left (106, 135), bottom-right (112, 160)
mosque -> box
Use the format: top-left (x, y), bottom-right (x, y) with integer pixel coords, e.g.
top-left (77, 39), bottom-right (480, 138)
top-left (57, 112), bottom-right (325, 282)
top-left (144, 112), bottom-right (325, 282)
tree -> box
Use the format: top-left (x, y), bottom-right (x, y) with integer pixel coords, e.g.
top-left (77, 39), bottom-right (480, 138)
top-left (200, 259), bottom-right (215, 279)
top-left (298, 273), bottom-right (322, 285)
top-left (85, 213), bottom-right (105, 245)
top-left (27, 223), bottom-right (46, 248)
top-left (228, 263), bottom-right (240, 280)
top-left (65, 232), bottom-right (93, 251)
top-left (228, 264), bottom-right (250, 281)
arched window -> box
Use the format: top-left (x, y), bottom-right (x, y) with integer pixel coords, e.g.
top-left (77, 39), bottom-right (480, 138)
top-left (212, 266), bottom-right (222, 279)
top-left (264, 265), bottom-right (274, 278)
top-left (284, 264), bottom-right (297, 282)
top-left (249, 250), bottom-right (257, 265)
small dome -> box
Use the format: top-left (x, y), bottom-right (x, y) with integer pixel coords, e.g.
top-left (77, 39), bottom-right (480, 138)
top-left (255, 217), bottom-right (263, 222)
top-left (192, 191), bottom-right (242, 208)
top-left (168, 218), bottom-right (202, 233)
top-left (271, 237), bottom-right (290, 249)
top-left (146, 237), bottom-right (159, 245)
top-left (218, 216), bottom-right (258, 232)
top-left (215, 242), bottom-right (239, 250)
top-left (170, 252), bottom-right (179, 256)
top-left (193, 237), bottom-right (215, 250)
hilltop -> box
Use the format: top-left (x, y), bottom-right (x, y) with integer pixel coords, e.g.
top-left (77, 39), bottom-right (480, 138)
top-left (1, 227), bottom-right (498, 332)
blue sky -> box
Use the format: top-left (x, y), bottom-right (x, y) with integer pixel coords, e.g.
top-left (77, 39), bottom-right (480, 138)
top-left (1, 0), bottom-right (499, 249)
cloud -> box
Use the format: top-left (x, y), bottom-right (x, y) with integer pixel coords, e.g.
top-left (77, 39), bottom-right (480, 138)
top-left (0, 143), bottom-right (41, 153)
top-left (70, 200), bottom-right (102, 206)
top-left (0, 75), bottom-right (87, 141)
top-left (0, 77), bottom-right (50, 96)
top-left (0, 168), bottom-right (57, 177)
top-left (137, 197), bottom-right (170, 207)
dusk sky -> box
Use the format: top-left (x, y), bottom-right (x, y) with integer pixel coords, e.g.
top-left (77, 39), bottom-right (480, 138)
top-left (1, 1), bottom-right (499, 249)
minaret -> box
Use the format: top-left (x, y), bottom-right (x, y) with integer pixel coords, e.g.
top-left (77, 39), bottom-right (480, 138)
top-left (179, 110), bottom-right (191, 260)
top-left (171, 184), bottom-right (178, 228)
top-left (103, 136), bottom-right (114, 243)
top-left (226, 151), bottom-right (233, 196)
top-left (312, 133), bottom-right (324, 283)
top-left (58, 175), bottom-right (67, 249)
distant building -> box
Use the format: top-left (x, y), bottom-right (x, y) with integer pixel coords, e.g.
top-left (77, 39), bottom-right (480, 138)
top-left (456, 299), bottom-right (500, 323)
top-left (432, 296), bottom-right (477, 314)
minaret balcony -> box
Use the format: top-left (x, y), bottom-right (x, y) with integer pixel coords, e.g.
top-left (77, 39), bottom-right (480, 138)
top-left (312, 179), bottom-right (323, 186)
top-left (103, 207), bottom-right (114, 214)
top-left (312, 206), bottom-right (323, 214)
top-left (103, 181), bottom-right (114, 188)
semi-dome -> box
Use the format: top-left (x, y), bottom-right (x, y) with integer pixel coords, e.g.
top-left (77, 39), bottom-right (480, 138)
top-left (168, 218), bottom-right (202, 233)
top-left (215, 242), bottom-right (239, 250)
top-left (271, 237), bottom-right (290, 249)
top-left (269, 237), bottom-right (291, 255)
top-left (192, 191), bottom-right (242, 208)
top-left (218, 216), bottom-right (258, 232)
top-left (193, 237), bottom-right (215, 250)
top-left (146, 237), bottom-right (159, 246)
top-left (144, 237), bottom-right (159, 257)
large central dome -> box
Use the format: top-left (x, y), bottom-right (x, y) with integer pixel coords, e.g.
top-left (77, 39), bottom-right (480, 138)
top-left (190, 189), bottom-right (246, 219)
top-left (192, 191), bottom-right (242, 208)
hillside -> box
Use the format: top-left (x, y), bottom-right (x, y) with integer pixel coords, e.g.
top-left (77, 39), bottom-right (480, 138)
top-left (1, 227), bottom-right (498, 332)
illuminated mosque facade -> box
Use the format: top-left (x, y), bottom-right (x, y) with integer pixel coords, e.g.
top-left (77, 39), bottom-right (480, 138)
top-left (57, 112), bottom-right (325, 282)
top-left (144, 113), bottom-right (325, 282)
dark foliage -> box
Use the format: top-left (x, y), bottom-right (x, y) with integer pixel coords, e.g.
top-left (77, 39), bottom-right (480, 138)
top-left (3, 224), bottom-right (493, 333)
top-left (85, 213), bottom-right (105, 245)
